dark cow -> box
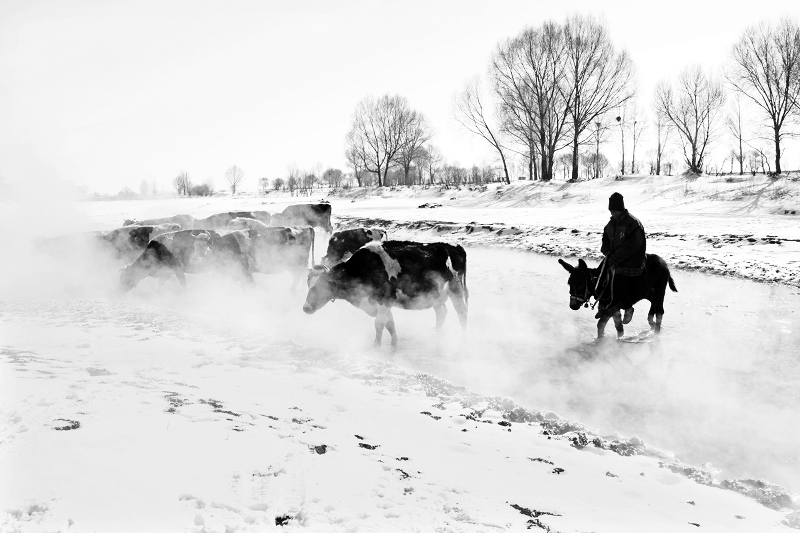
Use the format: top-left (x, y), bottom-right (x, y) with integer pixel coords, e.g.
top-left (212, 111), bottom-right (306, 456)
top-left (247, 226), bottom-right (315, 289)
top-left (194, 211), bottom-right (271, 230)
top-left (321, 228), bottom-right (388, 267)
top-left (558, 255), bottom-right (677, 338)
top-left (303, 241), bottom-right (468, 346)
top-left (271, 204), bottom-right (332, 233)
top-left (123, 214), bottom-right (194, 230)
top-left (118, 229), bottom-right (252, 292)
top-left (98, 223), bottom-right (181, 262)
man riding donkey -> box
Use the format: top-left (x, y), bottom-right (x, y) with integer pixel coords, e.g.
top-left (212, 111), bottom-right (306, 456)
top-left (597, 192), bottom-right (646, 324)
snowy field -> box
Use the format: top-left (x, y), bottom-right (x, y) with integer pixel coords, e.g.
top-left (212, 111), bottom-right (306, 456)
top-left (2, 174), bottom-right (800, 532)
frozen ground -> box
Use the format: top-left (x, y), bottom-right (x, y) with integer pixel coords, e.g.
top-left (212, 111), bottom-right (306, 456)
top-left (1, 174), bottom-right (799, 531)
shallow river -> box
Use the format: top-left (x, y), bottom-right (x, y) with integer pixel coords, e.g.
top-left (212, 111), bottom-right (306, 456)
top-left (281, 244), bottom-right (799, 492)
top-left (382, 246), bottom-right (800, 492)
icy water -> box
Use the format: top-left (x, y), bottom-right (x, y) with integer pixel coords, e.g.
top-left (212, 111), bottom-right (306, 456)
top-left (383, 247), bottom-right (800, 492)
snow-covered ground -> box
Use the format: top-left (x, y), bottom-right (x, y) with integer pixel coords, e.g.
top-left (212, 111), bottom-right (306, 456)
top-left (2, 174), bottom-right (799, 531)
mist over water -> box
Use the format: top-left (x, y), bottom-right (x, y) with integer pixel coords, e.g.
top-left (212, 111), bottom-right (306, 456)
top-left (2, 204), bottom-right (799, 494)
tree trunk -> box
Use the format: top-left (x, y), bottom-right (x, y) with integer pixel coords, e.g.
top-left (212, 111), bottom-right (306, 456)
top-left (655, 138), bottom-right (662, 176)
top-left (539, 135), bottom-right (549, 181)
top-left (774, 127), bottom-right (782, 175)
top-left (570, 132), bottom-right (579, 181)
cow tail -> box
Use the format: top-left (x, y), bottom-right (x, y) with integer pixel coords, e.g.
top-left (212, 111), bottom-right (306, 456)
top-left (462, 258), bottom-right (469, 308)
top-left (668, 275), bottom-right (677, 292)
top-left (310, 227), bottom-right (315, 268)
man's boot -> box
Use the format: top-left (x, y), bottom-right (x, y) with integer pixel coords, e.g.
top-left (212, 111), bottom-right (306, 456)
top-left (623, 308), bottom-right (635, 324)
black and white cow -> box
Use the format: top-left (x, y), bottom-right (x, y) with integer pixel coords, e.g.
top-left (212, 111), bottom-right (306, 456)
top-left (271, 204), bottom-right (332, 234)
top-left (194, 211), bottom-right (271, 230)
top-left (247, 226), bottom-right (315, 289)
top-left (321, 227), bottom-right (388, 267)
top-left (123, 214), bottom-right (194, 230)
top-left (118, 229), bottom-right (252, 292)
top-left (303, 241), bottom-right (468, 346)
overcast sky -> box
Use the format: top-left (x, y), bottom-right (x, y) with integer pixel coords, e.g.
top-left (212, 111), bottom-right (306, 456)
top-left (1, 0), bottom-right (799, 193)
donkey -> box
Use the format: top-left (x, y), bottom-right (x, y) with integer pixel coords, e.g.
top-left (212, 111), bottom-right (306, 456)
top-left (558, 255), bottom-right (677, 338)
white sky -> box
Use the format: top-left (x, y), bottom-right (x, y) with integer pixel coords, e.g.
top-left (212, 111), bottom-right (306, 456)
top-left (1, 0), bottom-right (799, 193)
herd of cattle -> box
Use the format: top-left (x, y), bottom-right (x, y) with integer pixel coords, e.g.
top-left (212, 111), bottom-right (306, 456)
top-left (38, 203), bottom-right (469, 345)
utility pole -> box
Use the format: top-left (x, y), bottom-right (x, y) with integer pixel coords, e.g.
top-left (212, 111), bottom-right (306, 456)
top-left (616, 116), bottom-right (625, 175)
top-left (630, 120), bottom-right (637, 175)
top-left (594, 121), bottom-right (602, 180)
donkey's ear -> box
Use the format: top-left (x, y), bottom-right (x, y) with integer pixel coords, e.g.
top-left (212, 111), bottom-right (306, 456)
top-left (578, 259), bottom-right (588, 270)
top-left (558, 259), bottom-right (574, 273)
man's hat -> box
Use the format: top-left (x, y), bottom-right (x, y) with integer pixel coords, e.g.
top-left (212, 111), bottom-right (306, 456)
top-left (608, 192), bottom-right (625, 211)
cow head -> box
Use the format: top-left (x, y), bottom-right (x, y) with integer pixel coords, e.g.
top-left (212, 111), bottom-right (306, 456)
top-left (558, 258), bottom-right (591, 310)
top-left (303, 265), bottom-right (334, 314)
top-left (366, 228), bottom-right (387, 242)
top-left (118, 265), bottom-right (143, 293)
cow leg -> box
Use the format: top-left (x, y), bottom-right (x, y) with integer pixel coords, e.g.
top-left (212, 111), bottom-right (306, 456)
top-left (654, 313), bottom-right (664, 333)
top-left (385, 308), bottom-right (397, 346)
top-left (449, 290), bottom-right (468, 330)
top-left (434, 304), bottom-right (447, 331)
top-left (648, 312), bottom-right (656, 329)
top-left (612, 310), bottom-right (624, 338)
top-left (175, 270), bottom-right (187, 288)
top-left (374, 306), bottom-right (389, 346)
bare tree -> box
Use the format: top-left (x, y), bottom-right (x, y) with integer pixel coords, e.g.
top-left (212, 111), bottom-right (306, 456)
top-left (322, 168), bottom-right (344, 190)
top-left (652, 101), bottom-right (672, 175)
top-left (562, 14), bottom-right (634, 181)
top-left (729, 18), bottom-right (800, 174)
top-left (421, 144), bottom-right (444, 185)
top-left (454, 79), bottom-right (512, 183)
top-left (655, 67), bottom-right (726, 174)
top-left (345, 144), bottom-right (366, 187)
top-left (272, 177), bottom-right (285, 191)
top-left (173, 171), bottom-right (191, 196)
top-left (395, 111), bottom-right (431, 185)
top-left (258, 177), bottom-right (270, 195)
top-left (225, 165), bottom-right (245, 194)
top-left (346, 95), bottom-right (418, 187)
top-left (139, 180), bottom-right (149, 197)
top-left (493, 22), bottom-right (572, 181)
top-left (726, 95), bottom-right (746, 175)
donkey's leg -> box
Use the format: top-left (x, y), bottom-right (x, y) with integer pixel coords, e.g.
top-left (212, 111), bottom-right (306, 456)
top-left (612, 310), bottom-right (624, 338)
top-left (597, 315), bottom-right (611, 338)
top-left (434, 304), bottom-right (448, 331)
top-left (649, 294), bottom-right (666, 334)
